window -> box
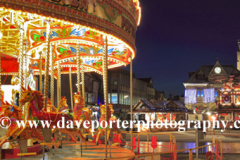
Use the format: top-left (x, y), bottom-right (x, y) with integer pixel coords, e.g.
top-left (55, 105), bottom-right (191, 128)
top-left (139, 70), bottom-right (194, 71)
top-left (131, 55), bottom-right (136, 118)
top-left (113, 80), bottom-right (118, 85)
top-left (215, 90), bottom-right (218, 97)
top-left (108, 93), bottom-right (118, 104)
top-left (197, 87), bottom-right (203, 97)
top-left (215, 88), bottom-right (221, 97)
top-left (111, 93), bottom-right (118, 104)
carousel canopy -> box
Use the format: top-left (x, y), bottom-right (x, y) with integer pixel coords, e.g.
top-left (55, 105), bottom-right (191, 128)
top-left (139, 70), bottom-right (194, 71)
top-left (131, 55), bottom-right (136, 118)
top-left (0, 0), bottom-right (141, 74)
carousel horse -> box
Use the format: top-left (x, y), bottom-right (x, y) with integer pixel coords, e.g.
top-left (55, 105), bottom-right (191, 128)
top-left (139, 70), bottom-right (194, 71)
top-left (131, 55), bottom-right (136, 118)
top-left (95, 103), bottom-right (123, 145)
top-left (17, 86), bottom-right (86, 141)
top-left (73, 93), bottom-right (93, 136)
top-left (0, 102), bottom-right (44, 148)
top-left (51, 97), bottom-right (69, 112)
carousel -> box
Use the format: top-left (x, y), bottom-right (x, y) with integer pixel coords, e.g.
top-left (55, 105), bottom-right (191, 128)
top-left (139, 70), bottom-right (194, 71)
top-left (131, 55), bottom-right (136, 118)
top-left (0, 0), bottom-right (141, 159)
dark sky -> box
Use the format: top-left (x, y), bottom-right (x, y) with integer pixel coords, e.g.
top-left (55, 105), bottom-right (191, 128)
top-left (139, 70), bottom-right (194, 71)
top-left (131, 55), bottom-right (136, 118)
top-left (125, 0), bottom-right (240, 97)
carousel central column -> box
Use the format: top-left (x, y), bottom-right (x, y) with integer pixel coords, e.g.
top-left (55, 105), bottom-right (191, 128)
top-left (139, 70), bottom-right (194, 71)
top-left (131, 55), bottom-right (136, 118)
top-left (77, 42), bottom-right (81, 95)
top-left (44, 23), bottom-right (51, 109)
top-left (19, 28), bottom-right (24, 109)
top-left (103, 36), bottom-right (108, 158)
top-left (50, 45), bottom-right (54, 109)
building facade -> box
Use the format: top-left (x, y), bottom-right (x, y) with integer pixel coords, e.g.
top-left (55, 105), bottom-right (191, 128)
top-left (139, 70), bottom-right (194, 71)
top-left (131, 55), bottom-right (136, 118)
top-left (108, 68), bottom-right (148, 117)
top-left (138, 78), bottom-right (155, 100)
top-left (183, 60), bottom-right (240, 113)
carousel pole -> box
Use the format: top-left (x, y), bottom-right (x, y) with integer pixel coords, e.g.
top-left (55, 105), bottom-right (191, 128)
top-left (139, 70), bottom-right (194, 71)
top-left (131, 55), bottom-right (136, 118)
top-left (69, 67), bottom-right (73, 110)
top-left (50, 45), bottom-right (54, 109)
top-left (103, 36), bottom-right (108, 158)
top-left (19, 28), bottom-right (24, 109)
top-left (44, 22), bottom-right (51, 110)
top-left (39, 51), bottom-right (43, 94)
top-left (130, 60), bottom-right (133, 151)
top-left (0, 53), bottom-right (1, 107)
top-left (77, 42), bottom-right (81, 95)
top-left (23, 40), bottom-right (28, 89)
top-left (57, 61), bottom-right (61, 104)
top-left (81, 65), bottom-right (85, 108)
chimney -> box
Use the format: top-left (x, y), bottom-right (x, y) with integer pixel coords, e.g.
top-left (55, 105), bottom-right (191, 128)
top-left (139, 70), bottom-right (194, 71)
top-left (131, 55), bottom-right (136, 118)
top-left (174, 96), bottom-right (179, 101)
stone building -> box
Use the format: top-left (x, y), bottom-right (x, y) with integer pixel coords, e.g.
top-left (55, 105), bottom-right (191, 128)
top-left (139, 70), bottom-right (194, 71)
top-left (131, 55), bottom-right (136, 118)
top-left (138, 78), bottom-right (155, 100)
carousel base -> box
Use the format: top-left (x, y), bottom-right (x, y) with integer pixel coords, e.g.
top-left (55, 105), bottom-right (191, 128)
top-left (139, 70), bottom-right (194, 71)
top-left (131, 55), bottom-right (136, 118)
top-left (1, 144), bottom-right (43, 159)
top-left (5, 141), bottom-right (135, 160)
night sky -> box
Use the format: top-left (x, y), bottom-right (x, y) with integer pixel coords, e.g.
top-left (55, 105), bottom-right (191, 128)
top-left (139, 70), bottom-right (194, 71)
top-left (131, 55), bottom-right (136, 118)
top-left (125, 0), bottom-right (240, 98)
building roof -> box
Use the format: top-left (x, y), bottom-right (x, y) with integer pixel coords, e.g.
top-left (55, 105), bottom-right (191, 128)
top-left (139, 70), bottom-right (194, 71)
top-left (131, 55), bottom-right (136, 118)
top-left (184, 63), bottom-right (240, 84)
top-left (133, 99), bottom-right (165, 111)
top-left (166, 100), bottom-right (186, 109)
top-left (133, 99), bottom-right (188, 112)
top-left (137, 78), bottom-right (153, 84)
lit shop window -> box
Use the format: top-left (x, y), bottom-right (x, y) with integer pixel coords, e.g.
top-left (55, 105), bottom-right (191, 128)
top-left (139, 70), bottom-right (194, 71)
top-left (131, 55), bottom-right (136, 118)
top-left (111, 93), bottom-right (118, 104)
top-left (108, 93), bottom-right (118, 104)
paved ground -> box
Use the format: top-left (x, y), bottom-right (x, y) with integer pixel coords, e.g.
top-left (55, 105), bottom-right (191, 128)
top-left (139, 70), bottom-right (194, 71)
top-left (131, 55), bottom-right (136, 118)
top-left (7, 142), bottom-right (134, 160)
top-left (4, 129), bottom-right (240, 159)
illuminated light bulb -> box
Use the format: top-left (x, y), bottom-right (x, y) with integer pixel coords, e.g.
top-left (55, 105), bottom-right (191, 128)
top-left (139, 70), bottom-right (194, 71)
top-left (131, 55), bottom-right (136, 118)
top-left (0, 31), bottom-right (3, 39)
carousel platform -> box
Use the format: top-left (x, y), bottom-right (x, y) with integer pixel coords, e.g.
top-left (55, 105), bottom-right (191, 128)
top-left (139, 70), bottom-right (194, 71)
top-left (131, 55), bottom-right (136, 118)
top-left (6, 141), bottom-right (135, 160)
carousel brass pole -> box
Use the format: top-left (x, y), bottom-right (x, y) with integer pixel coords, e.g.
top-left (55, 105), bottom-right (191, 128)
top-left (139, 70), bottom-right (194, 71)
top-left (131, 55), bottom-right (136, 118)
top-left (24, 40), bottom-right (28, 89)
top-left (50, 45), bottom-right (54, 109)
top-left (23, 55), bottom-right (27, 88)
top-left (103, 36), bottom-right (108, 158)
top-left (81, 65), bottom-right (85, 108)
top-left (57, 61), bottom-right (61, 105)
top-left (69, 67), bottom-right (73, 110)
top-left (39, 52), bottom-right (43, 94)
top-left (19, 28), bottom-right (24, 109)
top-left (0, 53), bottom-right (1, 106)
top-left (130, 60), bottom-right (133, 151)
top-left (44, 23), bottom-right (51, 110)
top-left (77, 42), bottom-right (81, 95)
